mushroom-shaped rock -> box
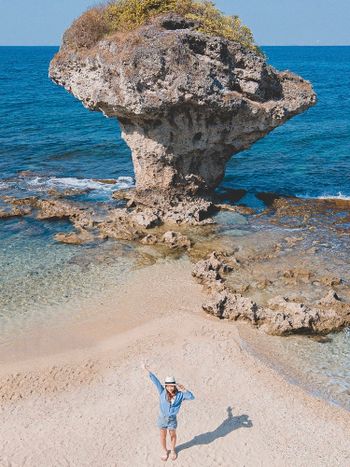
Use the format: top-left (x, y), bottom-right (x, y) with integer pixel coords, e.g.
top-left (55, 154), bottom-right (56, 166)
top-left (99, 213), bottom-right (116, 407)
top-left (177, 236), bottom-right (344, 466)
top-left (49, 14), bottom-right (316, 195)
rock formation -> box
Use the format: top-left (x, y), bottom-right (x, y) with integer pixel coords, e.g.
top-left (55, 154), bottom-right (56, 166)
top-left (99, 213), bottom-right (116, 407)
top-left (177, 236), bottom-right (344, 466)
top-left (192, 252), bottom-right (350, 336)
top-left (49, 13), bottom-right (316, 196)
top-left (0, 206), bottom-right (31, 218)
top-left (0, 195), bottom-right (195, 248)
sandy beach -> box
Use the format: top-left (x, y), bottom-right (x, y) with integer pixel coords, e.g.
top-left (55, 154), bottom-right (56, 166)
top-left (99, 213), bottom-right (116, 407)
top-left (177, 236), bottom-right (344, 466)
top-left (1, 258), bottom-right (349, 467)
top-left (2, 0), bottom-right (350, 465)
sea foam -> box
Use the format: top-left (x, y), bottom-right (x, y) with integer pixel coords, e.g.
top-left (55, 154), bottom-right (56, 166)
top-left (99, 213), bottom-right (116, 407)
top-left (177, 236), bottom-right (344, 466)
top-left (25, 175), bottom-right (134, 192)
top-left (297, 192), bottom-right (350, 201)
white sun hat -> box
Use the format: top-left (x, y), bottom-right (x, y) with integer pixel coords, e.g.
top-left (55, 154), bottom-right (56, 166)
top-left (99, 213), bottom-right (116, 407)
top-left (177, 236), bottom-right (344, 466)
top-left (164, 376), bottom-right (176, 384)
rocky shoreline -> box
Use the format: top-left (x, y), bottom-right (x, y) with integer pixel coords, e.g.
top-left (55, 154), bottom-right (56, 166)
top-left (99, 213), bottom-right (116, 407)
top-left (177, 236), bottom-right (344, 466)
top-left (192, 251), bottom-right (350, 336)
top-left (1, 187), bottom-right (350, 337)
top-left (0, 189), bottom-right (215, 246)
top-left (36, 9), bottom-right (350, 337)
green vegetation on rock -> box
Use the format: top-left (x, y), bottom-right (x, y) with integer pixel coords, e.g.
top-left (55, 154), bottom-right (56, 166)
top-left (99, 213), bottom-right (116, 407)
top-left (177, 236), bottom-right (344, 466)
top-left (63, 0), bottom-right (261, 54)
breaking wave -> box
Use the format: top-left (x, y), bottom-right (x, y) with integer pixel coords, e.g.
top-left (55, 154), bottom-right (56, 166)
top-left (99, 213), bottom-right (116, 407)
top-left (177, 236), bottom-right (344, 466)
top-left (26, 175), bottom-right (134, 192)
top-left (296, 192), bottom-right (350, 201)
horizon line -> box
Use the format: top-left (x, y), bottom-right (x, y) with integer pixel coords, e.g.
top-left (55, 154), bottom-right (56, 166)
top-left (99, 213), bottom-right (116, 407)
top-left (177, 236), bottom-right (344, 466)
top-left (1, 44), bottom-right (350, 47)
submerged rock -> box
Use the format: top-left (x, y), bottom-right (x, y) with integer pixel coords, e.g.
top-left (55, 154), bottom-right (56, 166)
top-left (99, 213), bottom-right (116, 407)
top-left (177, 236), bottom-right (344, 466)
top-left (139, 230), bottom-right (192, 249)
top-left (36, 199), bottom-right (85, 220)
top-left (47, 187), bottom-right (91, 198)
top-left (2, 196), bottom-right (40, 208)
top-left (54, 230), bottom-right (93, 245)
top-left (215, 203), bottom-right (255, 215)
top-left (0, 206), bottom-right (32, 218)
top-left (49, 13), bottom-right (316, 196)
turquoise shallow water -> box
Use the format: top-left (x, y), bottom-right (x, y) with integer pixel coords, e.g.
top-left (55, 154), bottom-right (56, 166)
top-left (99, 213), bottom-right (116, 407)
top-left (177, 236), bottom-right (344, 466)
top-left (0, 46), bottom-right (350, 409)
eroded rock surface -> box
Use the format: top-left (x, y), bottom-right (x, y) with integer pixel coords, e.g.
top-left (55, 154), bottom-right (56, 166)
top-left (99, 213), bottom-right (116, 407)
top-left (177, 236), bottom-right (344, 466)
top-left (113, 189), bottom-right (216, 225)
top-left (54, 230), bottom-right (93, 245)
top-left (3, 196), bottom-right (196, 250)
top-left (0, 206), bottom-right (32, 218)
top-left (49, 14), bottom-right (316, 196)
top-left (193, 252), bottom-right (350, 336)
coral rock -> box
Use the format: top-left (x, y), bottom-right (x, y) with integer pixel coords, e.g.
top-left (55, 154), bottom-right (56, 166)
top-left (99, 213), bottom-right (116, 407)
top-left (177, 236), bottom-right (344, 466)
top-left (161, 231), bottom-right (192, 249)
top-left (50, 14), bottom-right (316, 196)
top-left (54, 230), bottom-right (93, 245)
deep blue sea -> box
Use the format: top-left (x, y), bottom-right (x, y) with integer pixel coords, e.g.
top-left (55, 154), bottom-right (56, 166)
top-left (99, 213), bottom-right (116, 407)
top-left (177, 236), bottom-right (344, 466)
top-left (0, 46), bottom-right (350, 199)
top-left (0, 46), bottom-right (350, 409)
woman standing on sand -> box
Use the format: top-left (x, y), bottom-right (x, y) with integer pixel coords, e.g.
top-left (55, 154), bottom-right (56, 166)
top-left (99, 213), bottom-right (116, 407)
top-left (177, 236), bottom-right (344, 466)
top-left (142, 363), bottom-right (195, 461)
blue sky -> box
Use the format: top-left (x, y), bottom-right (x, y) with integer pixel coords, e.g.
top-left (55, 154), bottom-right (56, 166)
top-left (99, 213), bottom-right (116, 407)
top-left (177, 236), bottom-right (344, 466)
top-left (1, 0), bottom-right (349, 46)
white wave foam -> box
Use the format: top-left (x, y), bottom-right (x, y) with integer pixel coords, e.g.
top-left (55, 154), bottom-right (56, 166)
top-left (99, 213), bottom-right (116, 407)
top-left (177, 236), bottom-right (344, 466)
top-left (297, 192), bottom-right (350, 201)
top-left (26, 176), bottom-right (134, 192)
top-left (0, 181), bottom-right (9, 190)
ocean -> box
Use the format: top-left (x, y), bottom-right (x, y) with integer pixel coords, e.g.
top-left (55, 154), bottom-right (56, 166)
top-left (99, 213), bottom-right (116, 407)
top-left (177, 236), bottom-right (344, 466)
top-left (0, 45), bottom-right (349, 408)
top-left (1, 46), bottom-right (350, 198)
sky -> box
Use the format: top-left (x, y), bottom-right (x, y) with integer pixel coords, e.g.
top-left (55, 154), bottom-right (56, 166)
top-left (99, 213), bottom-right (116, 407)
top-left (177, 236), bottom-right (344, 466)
top-left (0, 0), bottom-right (349, 46)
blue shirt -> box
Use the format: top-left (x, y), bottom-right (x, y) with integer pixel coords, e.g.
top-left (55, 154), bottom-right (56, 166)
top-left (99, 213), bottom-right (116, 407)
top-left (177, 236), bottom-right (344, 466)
top-left (149, 372), bottom-right (195, 417)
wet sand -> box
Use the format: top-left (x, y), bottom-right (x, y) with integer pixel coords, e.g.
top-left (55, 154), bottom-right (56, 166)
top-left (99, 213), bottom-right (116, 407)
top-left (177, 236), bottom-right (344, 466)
top-left (0, 258), bottom-right (349, 466)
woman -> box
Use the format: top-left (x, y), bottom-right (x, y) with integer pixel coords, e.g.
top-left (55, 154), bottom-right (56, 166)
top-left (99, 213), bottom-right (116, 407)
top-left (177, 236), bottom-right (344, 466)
top-left (142, 363), bottom-right (195, 461)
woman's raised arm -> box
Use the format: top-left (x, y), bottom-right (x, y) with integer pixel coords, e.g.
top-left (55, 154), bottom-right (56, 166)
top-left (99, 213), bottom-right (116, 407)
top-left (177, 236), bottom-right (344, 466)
top-left (149, 372), bottom-right (164, 394)
top-left (141, 362), bottom-right (164, 394)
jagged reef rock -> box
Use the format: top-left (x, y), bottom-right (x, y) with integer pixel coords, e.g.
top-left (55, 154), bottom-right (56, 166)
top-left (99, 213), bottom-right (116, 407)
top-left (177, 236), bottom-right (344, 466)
top-left (7, 196), bottom-right (195, 249)
top-left (54, 230), bottom-right (93, 245)
top-left (112, 189), bottom-right (216, 225)
top-left (0, 206), bottom-right (32, 218)
top-left (49, 14), bottom-right (316, 195)
top-left (193, 252), bottom-right (350, 336)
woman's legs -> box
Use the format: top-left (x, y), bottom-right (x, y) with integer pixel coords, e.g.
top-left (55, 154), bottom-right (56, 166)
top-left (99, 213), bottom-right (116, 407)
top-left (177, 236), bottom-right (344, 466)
top-left (169, 430), bottom-right (177, 459)
top-left (160, 429), bottom-right (168, 459)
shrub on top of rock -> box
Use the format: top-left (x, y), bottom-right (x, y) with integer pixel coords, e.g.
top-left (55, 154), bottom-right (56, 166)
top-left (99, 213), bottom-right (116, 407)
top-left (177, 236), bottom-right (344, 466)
top-left (62, 6), bottom-right (110, 50)
top-left (62, 0), bottom-right (261, 54)
top-left (51, 1), bottom-right (316, 196)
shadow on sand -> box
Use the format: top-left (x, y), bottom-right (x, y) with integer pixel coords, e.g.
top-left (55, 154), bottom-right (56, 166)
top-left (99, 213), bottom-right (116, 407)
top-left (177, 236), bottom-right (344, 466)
top-left (176, 406), bottom-right (253, 453)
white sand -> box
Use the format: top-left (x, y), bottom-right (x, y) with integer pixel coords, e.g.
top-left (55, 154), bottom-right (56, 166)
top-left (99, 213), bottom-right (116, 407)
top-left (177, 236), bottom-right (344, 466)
top-left (0, 259), bottom-right (349, 466)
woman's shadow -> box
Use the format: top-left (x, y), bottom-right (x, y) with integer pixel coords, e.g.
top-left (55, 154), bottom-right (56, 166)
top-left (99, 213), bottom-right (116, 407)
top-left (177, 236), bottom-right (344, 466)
top-left (176, 407), bottom-right (252, 453)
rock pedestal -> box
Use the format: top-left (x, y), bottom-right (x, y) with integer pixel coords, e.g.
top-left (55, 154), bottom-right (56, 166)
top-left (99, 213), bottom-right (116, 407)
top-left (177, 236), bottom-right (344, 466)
top-left (49, 14), bottom-right (316, 195)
